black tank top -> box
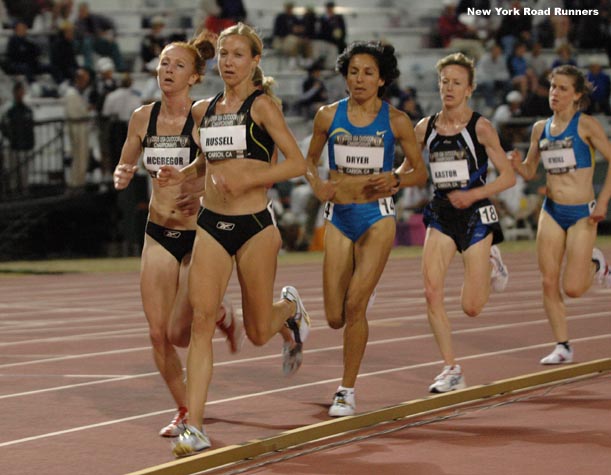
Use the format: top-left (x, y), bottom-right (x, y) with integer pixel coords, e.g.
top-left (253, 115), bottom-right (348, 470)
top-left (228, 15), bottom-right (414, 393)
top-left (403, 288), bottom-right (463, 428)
top-left (141, 101), bottom-right (198, 178)
top-left (424, 111), bottom-right (488, 198)
top-left (200, 90), bottom-right (275, 163)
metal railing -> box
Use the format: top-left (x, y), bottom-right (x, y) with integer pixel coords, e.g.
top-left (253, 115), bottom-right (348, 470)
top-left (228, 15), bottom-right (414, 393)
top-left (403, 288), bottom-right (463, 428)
top-left (0, 117), bottom-right (86, 202)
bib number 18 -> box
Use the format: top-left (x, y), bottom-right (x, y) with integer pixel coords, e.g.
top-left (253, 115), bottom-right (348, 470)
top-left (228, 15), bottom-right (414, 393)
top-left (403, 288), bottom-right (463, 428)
top-left (478, 205), bottom-right (498, 224)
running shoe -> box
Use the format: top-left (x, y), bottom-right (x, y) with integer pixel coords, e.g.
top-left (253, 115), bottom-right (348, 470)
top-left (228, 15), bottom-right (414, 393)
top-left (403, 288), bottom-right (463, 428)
top-left (216, 298), bottom-right (245, 354)
top-left (159, 406), bottom-right (187, 438)
top-left (281, 286), bottom-right (310, 376)
top-left (428, 365), bottom-right (467, 393)
top-left (328, 389), bottom-right (356, 417)
top-left (540, 344), bottom-right (573, 365)
top-left (171, 424), bottom-right (211, 458)
top-left (282, 286), bottom-right (311, 344)
top-left (490, 245), bottom-right (509, 293)
top-left (592, 247), bottom-right (610, 287)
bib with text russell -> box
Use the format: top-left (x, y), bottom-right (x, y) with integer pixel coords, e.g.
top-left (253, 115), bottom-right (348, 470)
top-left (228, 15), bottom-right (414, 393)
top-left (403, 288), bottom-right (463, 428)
top-left (201, 113), bottom-right (247, 160)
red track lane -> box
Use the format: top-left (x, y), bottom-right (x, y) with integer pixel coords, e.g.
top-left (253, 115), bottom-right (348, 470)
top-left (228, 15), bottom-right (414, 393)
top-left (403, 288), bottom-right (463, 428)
top-left (0, 247), bottom-right (609, 475)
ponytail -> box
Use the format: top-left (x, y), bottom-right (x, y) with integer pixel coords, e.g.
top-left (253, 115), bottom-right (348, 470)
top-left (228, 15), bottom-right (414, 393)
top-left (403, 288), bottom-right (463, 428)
top-left (253, 65), bottom-right (281, 107)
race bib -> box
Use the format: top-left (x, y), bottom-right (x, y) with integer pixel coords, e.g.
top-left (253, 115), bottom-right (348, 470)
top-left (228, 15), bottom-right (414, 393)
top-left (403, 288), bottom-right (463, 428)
top-left (378, 196), bottom-right (395, 216)
top-left (540, 147), bottom-right (576, 174)
top-left (200, 125), bottom-right (247, 160)
top-left (430, 160), bottom-right (469, 186)
top-left (333, 135), bottom-right (385, 175)
top-left (143, 147), bottom-right (190, 177)
top-left (478, 204), bottom-right (499, 224)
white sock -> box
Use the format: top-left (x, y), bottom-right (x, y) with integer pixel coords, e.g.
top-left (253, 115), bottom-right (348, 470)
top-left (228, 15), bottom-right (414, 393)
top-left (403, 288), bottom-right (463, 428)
top-left (338, 385), bottom-right (355, 395)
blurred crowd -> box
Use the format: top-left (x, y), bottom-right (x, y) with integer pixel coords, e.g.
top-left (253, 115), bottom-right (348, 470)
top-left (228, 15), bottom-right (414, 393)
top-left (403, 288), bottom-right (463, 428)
top-left (1, 0), bottom-right (611, 252)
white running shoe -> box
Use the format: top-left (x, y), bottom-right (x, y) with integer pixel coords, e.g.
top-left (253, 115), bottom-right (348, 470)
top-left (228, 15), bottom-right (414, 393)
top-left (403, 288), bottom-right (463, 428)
top-left (171, 424), bottom-right (211, 458)
top-left (592, 247), bottom-right (610, 286)
top-left (328, 389), bottom-right (356, 417)
top-left (159, 407), bottom-right (187, 437)
top-left (490, 245), bottom-right (509, 293)
top-left (216, 298), bottom-right (245, 354)
top-left (428, 365), bottom-right (467, 393)
top-left (281, 286), bottom-right (311, 344)
top-left (281, 286), bottom-right (310, 376)
top-left (540, 344), bottom-right (573, 365)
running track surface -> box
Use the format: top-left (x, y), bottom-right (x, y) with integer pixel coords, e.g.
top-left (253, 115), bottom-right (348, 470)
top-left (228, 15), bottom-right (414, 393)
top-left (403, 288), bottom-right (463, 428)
top-left (1, 247), bottom-right (610, 475)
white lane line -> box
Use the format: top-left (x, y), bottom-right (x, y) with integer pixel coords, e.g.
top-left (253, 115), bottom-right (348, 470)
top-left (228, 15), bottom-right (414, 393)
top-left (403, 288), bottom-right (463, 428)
top-left (0, 334), bottom-right (608, 449)
top-left (1, 309), bottom-right (608, 370)
top-left (1, 316), bottom-right (609, 399)
top-left (0, 327), bottom-right (147, 347)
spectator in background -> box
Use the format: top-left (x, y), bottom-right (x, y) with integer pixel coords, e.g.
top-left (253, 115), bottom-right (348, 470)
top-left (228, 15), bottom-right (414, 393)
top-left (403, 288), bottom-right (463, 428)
top-left (50, 21), bottom-right (79, 85)
top-left (476, 42), bottom-right (511, 110)
top-left (496, 0), bottom-right (532, 55)
top-left (272, 2), bottom-right (311, 68)
top-left (436, 0), bottom-right (484, 60)
top-left (102, 73), bottom-right (142, 174)
top-left (585, 57), bottom-right (611, 116)
top-left (492, 90), bottom-right (528, 149)
top-left (522, 74), bottom-right (552, 117)
top-left (141, 16), bottom-right (169, 70)
top-left (302, 5), bottom-right (319, 42)
top-left (319, 1), bottom-right (346, 54)
top-left (3, 0), bottom-right (39, 27)
top-left (507, 42), bottom-right (529, 99)
top-left (527, 42), bottom-right (549, 79)
top-left (74, 2), bottom-right (125, 71)
top-left (201, 0), bottom-right (246, 34)
top-left (64, 67), bottom-right (93, 189)
top-left (91, 57), bottom-right (118, 181)
top-left (3, 20), bottom-right (54, 83)
top-left (140, 57), bottom-right (162, 103)
top-left (398, 88), bottom-right (424, 123)
top-left (0, 81), bottom-right (34, 195)
top-left (551, 43), bottom-right (577, 69)
top-left (296, 59), bottom-right (328, 118)
top-left (219, 0), bottom-right (247, 24)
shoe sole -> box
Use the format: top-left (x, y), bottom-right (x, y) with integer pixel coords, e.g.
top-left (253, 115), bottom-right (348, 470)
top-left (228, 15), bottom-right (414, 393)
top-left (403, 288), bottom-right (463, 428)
top-left (328, 407), bottom-right (355, 417)
top-left (429, 381), bottom-right (467, 393)
top-left (172, 442), bottom-right (210, 458)
top-left (282, 342), bottom-right (303, 376)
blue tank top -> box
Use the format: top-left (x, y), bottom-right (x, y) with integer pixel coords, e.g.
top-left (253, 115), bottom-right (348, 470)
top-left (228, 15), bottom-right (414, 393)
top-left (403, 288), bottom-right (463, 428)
top-left (424, 111), bottom-right (488, 198)
top-left (327, 98), bottom-right (395, 175)
top-left (539, 112), bottom-right (594, 174)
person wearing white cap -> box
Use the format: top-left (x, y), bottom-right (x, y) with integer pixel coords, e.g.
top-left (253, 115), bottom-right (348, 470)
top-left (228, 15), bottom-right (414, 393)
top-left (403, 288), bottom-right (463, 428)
top-left (491, 90), bottom-right (523, 132)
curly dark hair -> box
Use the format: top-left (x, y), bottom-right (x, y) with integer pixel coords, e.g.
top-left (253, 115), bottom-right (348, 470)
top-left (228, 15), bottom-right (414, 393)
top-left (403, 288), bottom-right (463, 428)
top-left (335, 41), bottom-right (400, 98)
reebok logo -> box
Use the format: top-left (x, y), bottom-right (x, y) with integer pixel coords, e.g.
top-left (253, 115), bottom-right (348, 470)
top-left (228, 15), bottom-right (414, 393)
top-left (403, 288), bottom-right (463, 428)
top-left (164, 230), bottom-right (182, 239)
top-left (216, 221), bottom-right (235, 231)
